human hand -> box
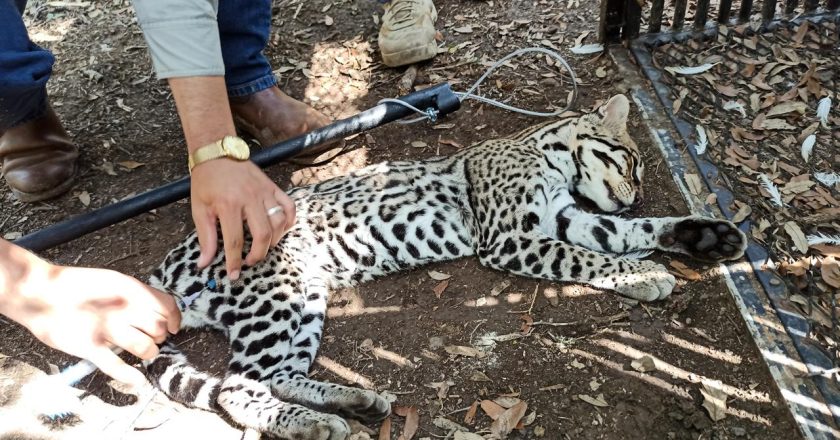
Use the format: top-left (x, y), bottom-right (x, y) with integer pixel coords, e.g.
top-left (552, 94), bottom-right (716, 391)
top-left (10, 263), bottom-right (181, 387)
top-left (190, 159), bottom-right (296, 279)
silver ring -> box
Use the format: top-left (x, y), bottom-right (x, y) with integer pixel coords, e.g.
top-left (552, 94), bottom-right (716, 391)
top-left (266, 206), bottom-right (283, 217)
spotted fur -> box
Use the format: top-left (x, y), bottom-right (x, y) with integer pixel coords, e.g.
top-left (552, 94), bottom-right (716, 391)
top-left (143, 95), bottom-right (747, 439)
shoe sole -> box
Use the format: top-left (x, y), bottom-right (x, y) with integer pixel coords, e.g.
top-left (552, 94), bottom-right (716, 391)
top-left (381, 42), bottom-right (439, 67)
top-left (10, 172), bottom-right (76, 203)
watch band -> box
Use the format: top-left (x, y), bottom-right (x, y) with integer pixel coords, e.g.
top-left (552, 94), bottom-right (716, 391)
top-left (188, 136), bottom-right (249, 173)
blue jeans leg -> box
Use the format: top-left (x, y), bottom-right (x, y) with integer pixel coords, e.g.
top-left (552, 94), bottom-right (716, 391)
top-left (217, 0), bottom-right (277, 97)
top-left (0, 0), bottom-right (54, 131)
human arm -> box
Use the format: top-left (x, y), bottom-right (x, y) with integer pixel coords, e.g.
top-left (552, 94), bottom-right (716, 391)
top-left (132, 0), bottom-right (296, 278)
top-left (167, 77), bottom-right (296, 280)
top-left (0, 238), bottom-right (181, 386)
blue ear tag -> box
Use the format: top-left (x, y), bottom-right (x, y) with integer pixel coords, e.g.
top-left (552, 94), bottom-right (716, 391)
top-left (177, 278), bottom-right (217, 311)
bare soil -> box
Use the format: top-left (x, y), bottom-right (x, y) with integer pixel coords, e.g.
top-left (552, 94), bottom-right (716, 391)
top-left (1, 0), bottom-right (799, 439)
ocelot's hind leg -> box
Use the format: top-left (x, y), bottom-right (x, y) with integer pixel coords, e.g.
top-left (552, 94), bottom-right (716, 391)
top-left (268, 278), bottom-right (391, 424)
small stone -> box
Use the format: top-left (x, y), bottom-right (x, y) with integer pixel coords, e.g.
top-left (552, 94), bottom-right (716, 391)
top-left (429, 337), bottom-right (444, 350)
top-left (731, 427), bottom-right (747, 437)
top-left (533, 426), bottom-right (545, 437)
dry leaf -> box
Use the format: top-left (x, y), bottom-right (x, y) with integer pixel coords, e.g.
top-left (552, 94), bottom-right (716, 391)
top-left (520, 314), bottom-right (533, 334)
top-left (784, 221), bottom-right (809, 254)
top-left (118, 160), bottom-right (145, 169)
top-left (578, 394), bottom-right (609, 407)
top-left (490, 280), bottom-right (512, 296)
top-left (669, 260), bottom-right (702, 281)
top-left (78, 191), bottom-right (91, 206)
top-left (444, 345), bottom-right (481, 357)
top-left (700, 380), bottom-right (728, 422)
top-left (765, 101), bottom-right (807, 117)
top-left (731, 204), bottom-right (752, 223)
top-left (684, 173), bottom-right (704, 196)
top-left (464, 401), bottom-right (479, 425)
top-left (630, 355), bottom-right (657, 372)
top-left (480, 400), bottom-right (505, 420)
top-left (379, 417), bottom-right (392, 440)
top-left (490, 401), bottom-right (527, 438)
top-left (453, 432), bottom-right (483, 440)
top-left (427, 270), bottom-right (451, 281)
top-left (469, 371), bottom-right (492, 382)
top-left (453, 25), bottom-right (473, 34)
top-left (433, 279), bottom-right (449, 298)
top-left (395, 406), bottom-right (419, 440)
top-left (821, 257), bottom-right (840, 288)
top-left (410, 141), bottom-right (427, 148)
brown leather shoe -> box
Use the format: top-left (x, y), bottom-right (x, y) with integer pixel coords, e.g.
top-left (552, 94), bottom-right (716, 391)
top-left (229, 86), bottom-right (346, 165)
top-left (0, 106), bottom-right (79, 202)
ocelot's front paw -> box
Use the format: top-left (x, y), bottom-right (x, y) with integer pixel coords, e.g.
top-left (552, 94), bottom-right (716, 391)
top-left (273, 410), bottom-right (350, 440)
top-left (662, 217), bottom-right (747, 262)
top-left (334, 388), bottom-right (391, 424)
top-left (596, 261), bottom-right (676, 302)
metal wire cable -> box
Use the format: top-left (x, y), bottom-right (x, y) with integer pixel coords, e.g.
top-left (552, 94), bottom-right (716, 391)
top-left (380, 46), bottom-right (579, 123)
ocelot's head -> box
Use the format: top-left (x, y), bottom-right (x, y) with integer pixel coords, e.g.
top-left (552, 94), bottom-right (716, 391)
top-left (571, 94), bottom-right (644, 213)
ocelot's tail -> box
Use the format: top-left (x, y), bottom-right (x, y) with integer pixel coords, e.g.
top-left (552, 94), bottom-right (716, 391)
top-left (142, 342), bottom-right (223, 412)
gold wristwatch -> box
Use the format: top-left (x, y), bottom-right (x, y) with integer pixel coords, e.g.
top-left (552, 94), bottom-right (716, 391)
top-left (188, 136), bottom-right (250, 173)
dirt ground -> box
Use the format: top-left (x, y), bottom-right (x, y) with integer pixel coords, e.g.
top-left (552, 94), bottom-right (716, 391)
top-left (1, 0), bottom-right (800, 439)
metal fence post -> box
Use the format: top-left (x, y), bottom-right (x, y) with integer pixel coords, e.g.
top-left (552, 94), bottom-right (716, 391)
top-left (599, 0), bottom-right (625, 42)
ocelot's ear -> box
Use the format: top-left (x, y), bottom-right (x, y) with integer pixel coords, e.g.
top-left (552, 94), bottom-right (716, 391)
top-left (598, 94), bottom-right (630, 131)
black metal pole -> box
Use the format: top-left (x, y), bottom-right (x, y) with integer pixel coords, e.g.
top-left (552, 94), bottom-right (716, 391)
top-left (15, 83), bottom-right (461, 252)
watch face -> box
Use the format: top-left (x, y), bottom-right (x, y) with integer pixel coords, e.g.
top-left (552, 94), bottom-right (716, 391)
top-left (223, 136), bottom-right (250, 160)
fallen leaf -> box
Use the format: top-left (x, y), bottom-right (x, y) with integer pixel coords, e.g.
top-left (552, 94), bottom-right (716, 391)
top-left (731, 204), bottom-right (752, 223)
top-left (821, 257), bottom-right (840, 288)
top-left (480, 400), bottom-right (505, 420)
top-left (453, 25), bottom-right (473, 34)
top-left (578, 394), bottom-right (609, 407)
top-left (684, 173), bottom-right (704, 196)
top-left (379, 417), bottom-right (392, 440)
top-left (438, 138), bottom-right (464, 149)
top-left (464, 401), bottom-right (479, 425)
top-left (765, 101), bottom-right (807, 117)
top-left (394, 406), bottom-right (419, 440)
top-left (433, 279), bottom-right (449, 298)
top-left (669, 261), bottom-right (702, 281)
top-left (490, 401), bottom-right (527, 438)
top-left (410, 141), bottom-right (427, 148)
top-left (426, 381), bottom-right (452, 400)
top-left (444, 345), bottom-right (481, 357)
top-left (3, 232), bottom-right (22, 240)
top-left (700, 380), bottom-right (728, 422)
top-left (118, 160), bottom-right (145, 169)
top-left (631, 355), bottom-right (657, 372)
top-left (427, 270), bottom-right (451, 281)
top-left (520, 314), bottom-right (533, 334)
top-left (490, 280), bottom-right (512, 296)
top-left (78, 191), bottom-right (91, 206)
top-left (493, 397), bottom-right (522, 408)
top-left (453, 432), bottom-right (483, 440)
top-left (570, 359), bottom-right (586, 369)
top-left (469, 371), bottom-right (492, 382)
top-left (784, 221), bottom-right (809, 254)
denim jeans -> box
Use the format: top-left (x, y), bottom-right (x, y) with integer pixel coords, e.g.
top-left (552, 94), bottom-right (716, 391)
top-left (0, 0), bottom-right (52, 131)
top-left (0, 0), bottom-right (277, 131)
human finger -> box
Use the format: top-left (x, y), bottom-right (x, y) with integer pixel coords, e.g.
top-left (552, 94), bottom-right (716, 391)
top-left (193, 204), bottom-right (219, 269)
top-left (218, 207), bottom-right (244, 280)
top-left (275, 188), bottom-right (297, 236)
top-left (86, 347), bottom-right (148, 387)
top-left (245, 203), bottom-right (273, 267)
top-left (107, 325), bottom-right (160, 360)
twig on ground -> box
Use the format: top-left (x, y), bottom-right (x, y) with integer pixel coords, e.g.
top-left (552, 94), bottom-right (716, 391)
top-left (531, 311), bottom-right (630, 327)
